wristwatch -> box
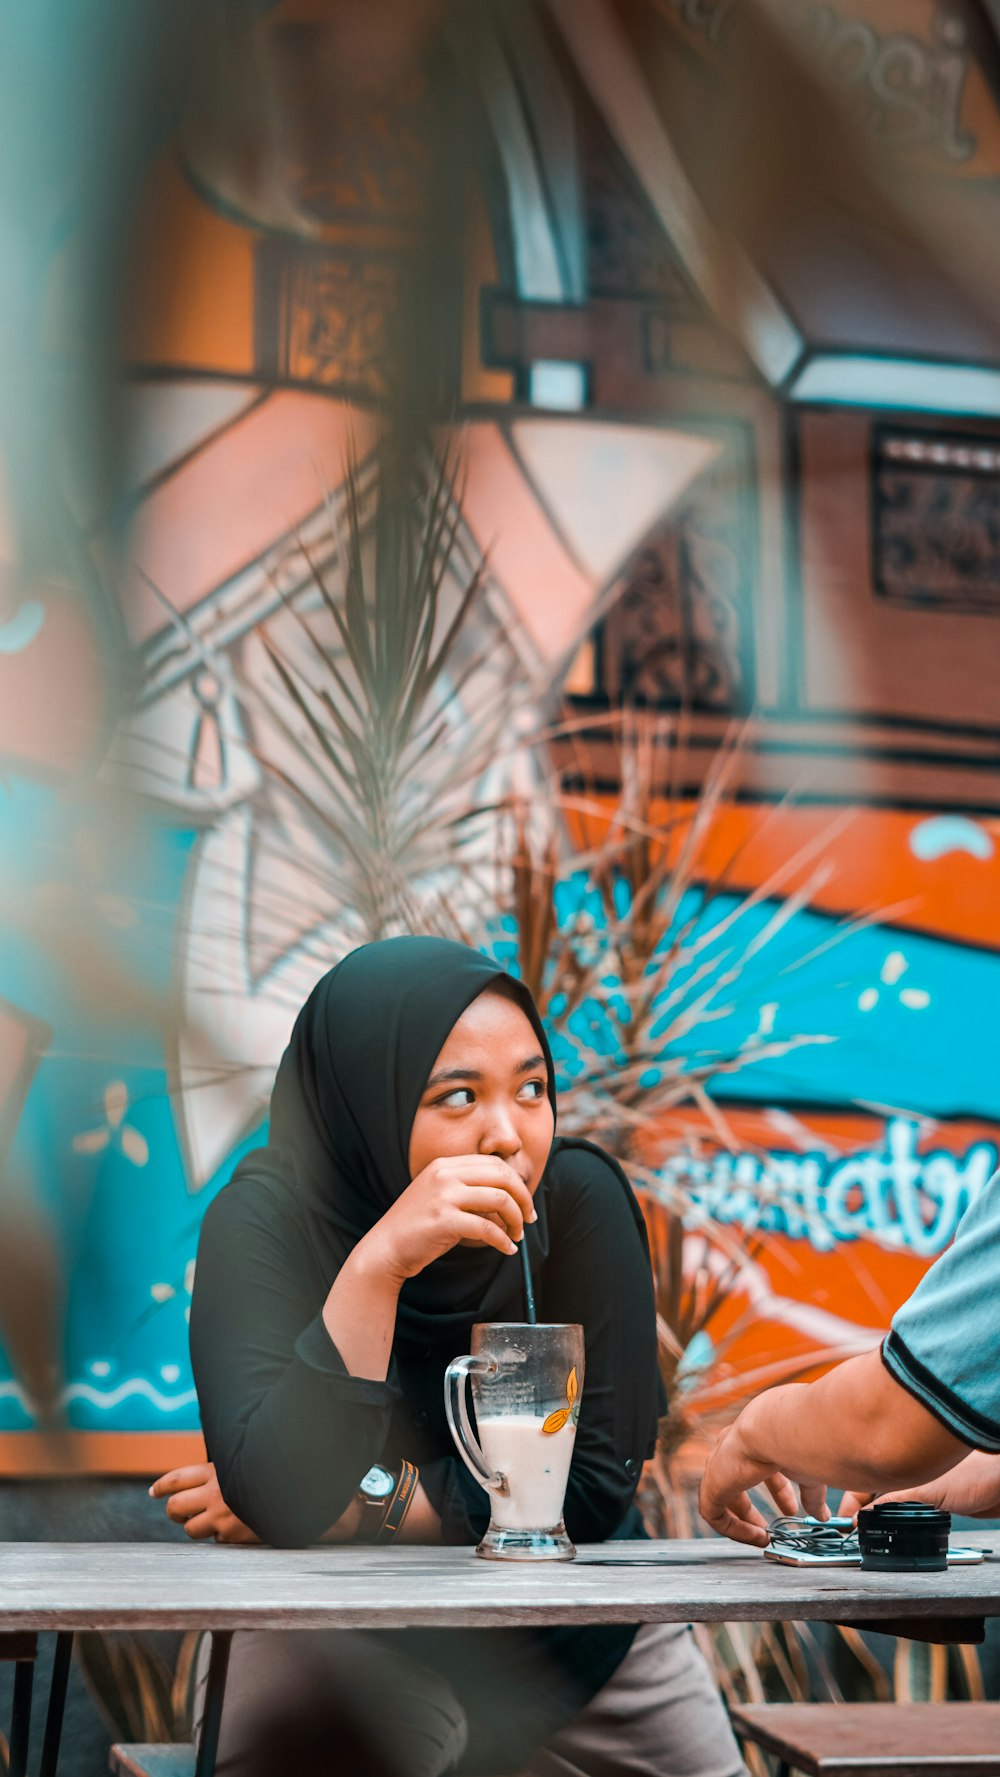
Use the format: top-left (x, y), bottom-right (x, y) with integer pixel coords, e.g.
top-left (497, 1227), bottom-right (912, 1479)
top-left (355, 1459), bottom-right (419, 1544)
top-left (356, 1464), bottom-right (396, 1540)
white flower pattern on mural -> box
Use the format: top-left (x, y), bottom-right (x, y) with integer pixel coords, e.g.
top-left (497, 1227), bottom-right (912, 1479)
top-left (72, 1081), bottom-right (149, 1166)
top-left (149, 1257), bottom-right (196, 1325)
top-left (857, 950), bottom-right (930, 1015)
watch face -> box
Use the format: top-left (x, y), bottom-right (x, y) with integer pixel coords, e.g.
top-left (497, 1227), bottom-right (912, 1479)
top-left (359, 1465), bottom-right (395, 1501)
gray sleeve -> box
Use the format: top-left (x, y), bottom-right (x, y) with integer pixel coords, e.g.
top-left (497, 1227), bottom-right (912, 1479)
top-left (881, 1168), bottom-right (1000, 1452)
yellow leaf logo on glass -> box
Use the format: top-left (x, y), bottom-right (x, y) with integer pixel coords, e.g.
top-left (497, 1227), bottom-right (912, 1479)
top-left (542, 1366), bottom-right (580, 1435)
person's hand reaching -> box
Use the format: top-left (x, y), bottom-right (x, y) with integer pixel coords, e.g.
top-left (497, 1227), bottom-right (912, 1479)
top-left (841, 1450), bottom-right (1000, 1523)
top-left (699, 1413), bottom-right (830, 1547)
top-left (150, 1462), bottom-right (260, 1543)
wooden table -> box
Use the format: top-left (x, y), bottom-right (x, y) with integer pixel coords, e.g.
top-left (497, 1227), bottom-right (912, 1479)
top-left (2, 1534), bottom-right (997, 1776)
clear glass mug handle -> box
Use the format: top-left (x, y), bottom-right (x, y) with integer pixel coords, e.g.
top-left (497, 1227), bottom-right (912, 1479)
top-left (444, 1355), bottom-right (507, 1495)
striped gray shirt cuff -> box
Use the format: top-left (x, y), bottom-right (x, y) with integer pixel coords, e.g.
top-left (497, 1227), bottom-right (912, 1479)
top-left (881, 1329), bottom-right (1000, 1453)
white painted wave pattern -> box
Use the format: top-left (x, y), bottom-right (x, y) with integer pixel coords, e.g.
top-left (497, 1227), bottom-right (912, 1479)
top-left (0, 1377), bottom-right (198, 1416)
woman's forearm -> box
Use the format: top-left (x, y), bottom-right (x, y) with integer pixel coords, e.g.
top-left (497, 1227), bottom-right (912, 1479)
top-left (321, 1234), bottom-right (401, 1380)
top-left (317, 1478), bottom-right (442, 1545)
top-left (394, 1480), bottom-right (442, 1543)
top-left (319, 1236), bottom-right (444, 1542)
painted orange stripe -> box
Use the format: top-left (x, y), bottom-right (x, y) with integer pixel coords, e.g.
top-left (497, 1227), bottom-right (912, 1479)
top-left (567, 800), bottom-right (1000, 951)
top-left (0, 1432), bottom-right (206, 1479)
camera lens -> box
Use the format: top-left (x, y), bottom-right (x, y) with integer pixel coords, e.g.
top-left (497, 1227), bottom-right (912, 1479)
top-left (857, 1501), bottom-right (950, 1572)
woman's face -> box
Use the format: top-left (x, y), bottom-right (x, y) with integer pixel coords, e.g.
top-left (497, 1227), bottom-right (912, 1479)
top-left (407, 986), bottom-right (554, 1196)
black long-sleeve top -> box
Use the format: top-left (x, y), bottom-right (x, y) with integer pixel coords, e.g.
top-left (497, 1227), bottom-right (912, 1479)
top-left (189, 1140), bottom-right (663, 1770)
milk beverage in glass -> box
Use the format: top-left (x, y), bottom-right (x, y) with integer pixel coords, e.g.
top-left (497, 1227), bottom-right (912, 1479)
top-left (476, 1414), bottom-right (576, 1532)
top-left (445, 1322), bottom-right (584, 1560)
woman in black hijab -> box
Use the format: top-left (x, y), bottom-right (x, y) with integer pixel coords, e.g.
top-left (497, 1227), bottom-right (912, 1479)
top-left (160, 937), bottom-right (745, 1777)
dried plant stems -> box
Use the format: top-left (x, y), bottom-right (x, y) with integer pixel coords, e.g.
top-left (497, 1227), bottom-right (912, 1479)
top-left (242, 424), bottom-right (531, 947)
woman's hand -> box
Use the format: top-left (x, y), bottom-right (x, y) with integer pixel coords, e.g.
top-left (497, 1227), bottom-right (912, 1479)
top-left (364, 1154), bottom-right (537, 1284)
top-left (150, 1462), bottom-right (260, 1544)
top-left (841, 1450), bottom-right (1000, 1522)
top-left (324, 1156), bottom-right (536, 1382)
top-left (151, 1463), bottom-right (412, 1546)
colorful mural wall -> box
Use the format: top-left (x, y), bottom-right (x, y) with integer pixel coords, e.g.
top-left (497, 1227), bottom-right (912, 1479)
top-left (3, 0), bottom-right (1000, 1471)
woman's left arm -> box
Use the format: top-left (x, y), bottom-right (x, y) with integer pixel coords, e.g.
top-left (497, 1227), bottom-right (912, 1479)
top-left (151, 1460), bottom-right (441, 1544)
top-left (540, 1153), bottom-right (659, 1544)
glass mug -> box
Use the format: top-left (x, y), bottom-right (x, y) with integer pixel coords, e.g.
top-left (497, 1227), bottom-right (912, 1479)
top-left (444, 1322), bottom-right (584, 1561)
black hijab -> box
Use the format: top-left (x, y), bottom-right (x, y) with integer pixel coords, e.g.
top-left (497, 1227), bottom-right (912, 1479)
top-left (238, 934), bottom-right (649, 1345)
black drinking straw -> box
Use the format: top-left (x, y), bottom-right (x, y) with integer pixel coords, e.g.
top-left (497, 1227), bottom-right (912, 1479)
top-left (520, 1231), bottom-right (537, 1324)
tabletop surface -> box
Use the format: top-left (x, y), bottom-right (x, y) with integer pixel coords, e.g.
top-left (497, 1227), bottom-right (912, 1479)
top-left (0, 1535), bottom-right (997, 1632)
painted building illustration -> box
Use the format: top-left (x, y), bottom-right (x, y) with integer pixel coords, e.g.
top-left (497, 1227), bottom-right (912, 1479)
top-left (2, 0), bottom-right (1000, 1471)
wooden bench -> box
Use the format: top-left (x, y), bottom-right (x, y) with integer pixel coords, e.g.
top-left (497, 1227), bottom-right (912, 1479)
top-left (110, 1751), bottom-right (195, 1777)
top-left (730, 1702), bottom-right (1000, 1777)
top-left (110, 1625), bottom-right (230, 1777)
top-left (112, 1704), bottom-right (1000, 1777)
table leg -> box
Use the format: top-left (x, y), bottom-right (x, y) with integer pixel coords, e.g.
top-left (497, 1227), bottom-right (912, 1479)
top-left (39, 1631), bottom-right (74, 1777)
top-left (9, 1654), bottom-right (34, 1777)
top-left (194, 1630), bottom-right (232, 1777)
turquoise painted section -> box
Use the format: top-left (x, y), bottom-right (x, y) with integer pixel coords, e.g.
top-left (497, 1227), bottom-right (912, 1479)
top-left (0, 777), bottom-right (265, 1430)
top-left (534, 872), bottom-right (1000, 1119)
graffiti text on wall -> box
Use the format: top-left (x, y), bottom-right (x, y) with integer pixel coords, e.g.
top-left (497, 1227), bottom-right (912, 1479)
top-left (668, 1117), bottom-right (997, 1256)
